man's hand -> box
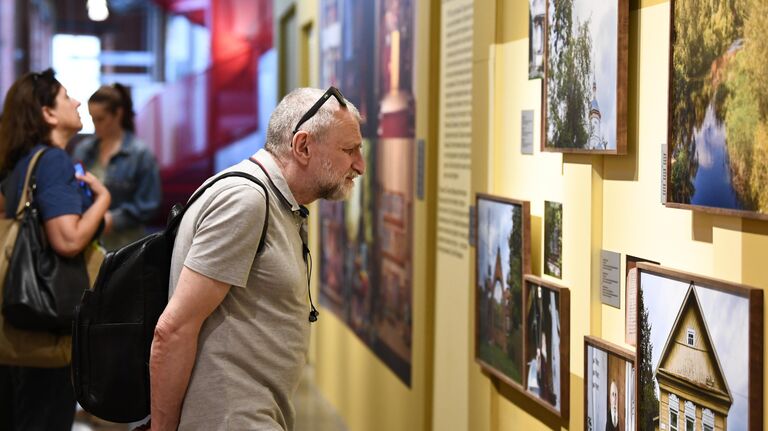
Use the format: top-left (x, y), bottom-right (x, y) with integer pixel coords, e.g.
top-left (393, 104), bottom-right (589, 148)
top-left (132, 419), bottom-right (151, 430)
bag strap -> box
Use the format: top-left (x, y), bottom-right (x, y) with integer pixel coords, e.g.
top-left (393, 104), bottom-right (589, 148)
top-left (14, 148), bottom-right (48, 219)
top-left (168, 171), bottom-right (270, 255)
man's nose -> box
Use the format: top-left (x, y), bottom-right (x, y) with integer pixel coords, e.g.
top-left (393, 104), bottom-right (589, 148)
top-left (352, 150), bottom-right (365, 175)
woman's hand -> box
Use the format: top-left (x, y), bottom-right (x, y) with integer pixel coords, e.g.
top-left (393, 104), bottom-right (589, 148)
top-left (76, 171), bottom-right (111, 203)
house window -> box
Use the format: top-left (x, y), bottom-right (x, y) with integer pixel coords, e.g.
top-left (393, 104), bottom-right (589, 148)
top-left (684, 400), bottom-right (696, 431)
top-left (703, 408), bottom-right (715, 431)
top-left (668, 394), bottom-right (679, 431)
top-left (686, 328), bottom-right (695, 346)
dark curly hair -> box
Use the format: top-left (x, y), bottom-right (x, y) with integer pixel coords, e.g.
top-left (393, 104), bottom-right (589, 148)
top-left (0, 68), bottom-right (61, 175)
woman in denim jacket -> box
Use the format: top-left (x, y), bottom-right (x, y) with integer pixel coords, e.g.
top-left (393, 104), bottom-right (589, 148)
top-left (73, 84), bottom-right (161, 250)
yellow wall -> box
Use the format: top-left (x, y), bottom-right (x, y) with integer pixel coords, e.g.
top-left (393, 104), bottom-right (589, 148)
top-left (275, 0), bottom-right (768, 430)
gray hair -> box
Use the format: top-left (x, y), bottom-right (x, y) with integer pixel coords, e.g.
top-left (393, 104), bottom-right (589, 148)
top-left (265, 87), bottom-right (361, 159)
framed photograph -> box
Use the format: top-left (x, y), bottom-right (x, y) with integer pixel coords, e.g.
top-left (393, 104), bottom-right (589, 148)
top-left (584, 336), bottom-right (636, 431)
top-left (543, 201), bottom-right (562, 279)
top-left (636, 263), bottom-right (763, 431)
top-left (524, 275), bottom-right (570, 419)
top-left (624, 255), bottom-right (659, 346)
top-left (542, 0), bottom-right (628, 154)
top-left (529, 0), bottom-right (546, 79)
top-left (666, 1), bottom-right (768, 219)
top-left (474, 194), bottom-right (531, 388)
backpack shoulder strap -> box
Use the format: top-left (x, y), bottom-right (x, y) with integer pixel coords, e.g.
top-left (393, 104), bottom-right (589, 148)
top-left (169, 171), bottom-right (270, 255)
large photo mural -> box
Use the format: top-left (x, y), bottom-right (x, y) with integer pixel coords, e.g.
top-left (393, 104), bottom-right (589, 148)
top-left (318, 0), bottom-right (415, 385)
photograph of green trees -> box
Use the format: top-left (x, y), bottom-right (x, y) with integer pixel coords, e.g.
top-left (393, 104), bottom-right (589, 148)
top-left (543, 0), bottom-right (627, 154)
top-left (668, 0), bottom-right (768, 218)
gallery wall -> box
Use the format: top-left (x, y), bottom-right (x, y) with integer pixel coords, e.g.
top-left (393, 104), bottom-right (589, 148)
top-left (468, 0), bottom-right (768, 430)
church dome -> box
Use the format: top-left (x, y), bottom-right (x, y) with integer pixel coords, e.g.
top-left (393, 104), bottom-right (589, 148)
top-left (590, 98), bottom-right (601, 120)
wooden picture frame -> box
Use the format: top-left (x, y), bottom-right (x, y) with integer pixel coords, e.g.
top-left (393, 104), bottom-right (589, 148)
top-left (665, 1), bottom-right (768, 220)
top-left (541, 0), bottom-right (628, 154)
top-left (474, 194), bottom-right (531, 390)
top-left (636, 263), bottom-right (763, 431)
top-left (523, 275), bottom-right (570, 420)
top-left (584, 336), bottom-right (636, 431)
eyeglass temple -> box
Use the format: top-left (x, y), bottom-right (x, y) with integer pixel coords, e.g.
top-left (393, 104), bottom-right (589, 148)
top-left (292, 89), bottom-right (347, 134)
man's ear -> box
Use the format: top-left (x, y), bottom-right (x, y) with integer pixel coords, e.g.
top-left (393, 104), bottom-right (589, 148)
top-left (41, 106), bottom-right (58, 127)
top-left (291, 131), bottom-right (311, 166)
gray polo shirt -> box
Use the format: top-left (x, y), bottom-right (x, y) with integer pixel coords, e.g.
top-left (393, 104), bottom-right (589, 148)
top-left (169, 149), bottom-right (310, 430)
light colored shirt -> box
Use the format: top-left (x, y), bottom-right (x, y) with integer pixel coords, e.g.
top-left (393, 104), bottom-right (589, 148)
top-left (170, 149), bottom-right (310, 430)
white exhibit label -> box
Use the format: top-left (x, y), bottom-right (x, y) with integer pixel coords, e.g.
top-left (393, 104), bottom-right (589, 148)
top-left (521, 110), bottom-right (534, 155)
top-left (600, 249), bottom-right (621, 308)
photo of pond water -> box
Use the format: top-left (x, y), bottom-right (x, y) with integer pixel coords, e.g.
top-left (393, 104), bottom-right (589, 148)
top-left (668, 0), bottom-right (768, 217)
top-left (689, 103), bottom-right (742, 209)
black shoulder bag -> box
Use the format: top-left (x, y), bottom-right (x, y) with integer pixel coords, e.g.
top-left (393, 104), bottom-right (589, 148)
top-left (2, 148), bottom-right (91, 333)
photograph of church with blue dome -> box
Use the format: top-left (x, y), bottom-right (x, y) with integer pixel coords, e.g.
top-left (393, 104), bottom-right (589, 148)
top-left (543, 0), bottom-right (628, 154)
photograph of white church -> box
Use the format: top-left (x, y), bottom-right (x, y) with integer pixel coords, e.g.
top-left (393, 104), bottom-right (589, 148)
top-left (544, 0), bottom-right (625, 153)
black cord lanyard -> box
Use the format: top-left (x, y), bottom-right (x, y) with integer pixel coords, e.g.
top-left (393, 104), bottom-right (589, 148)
top-left (249, 156), bottom-right (319, 323)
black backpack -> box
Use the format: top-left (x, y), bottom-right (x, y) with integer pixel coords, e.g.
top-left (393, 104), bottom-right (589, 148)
top-left (72, 171), bottom-right (269, 423)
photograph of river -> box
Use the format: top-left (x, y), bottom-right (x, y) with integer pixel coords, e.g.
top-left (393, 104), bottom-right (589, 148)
top-left (668, 0), bottom-right (768, 217)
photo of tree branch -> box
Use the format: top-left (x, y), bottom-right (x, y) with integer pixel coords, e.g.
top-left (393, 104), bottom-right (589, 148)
top-left (545, 0), bottom-right (618, 151)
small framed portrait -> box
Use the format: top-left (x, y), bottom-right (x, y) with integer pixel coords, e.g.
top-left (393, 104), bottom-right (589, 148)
top-left (584, 336), bottom-right (635, 431)
top-left (524, 275), bottom-right (570, 419)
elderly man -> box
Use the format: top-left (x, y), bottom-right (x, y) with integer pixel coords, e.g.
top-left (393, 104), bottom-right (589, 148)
top-left (146, 87), bottom-right (364, 430)
top-left (606, 379), bottom-right (620, 431)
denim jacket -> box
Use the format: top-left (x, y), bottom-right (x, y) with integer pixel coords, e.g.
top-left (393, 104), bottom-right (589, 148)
top-left (72, 133), bottom-right (161, 240)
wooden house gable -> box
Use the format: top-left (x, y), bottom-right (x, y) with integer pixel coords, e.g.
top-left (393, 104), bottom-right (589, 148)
top-left (656, 285), bottom-right (731, 401)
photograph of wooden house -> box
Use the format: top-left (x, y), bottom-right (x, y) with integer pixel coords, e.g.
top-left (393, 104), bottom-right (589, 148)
top-left (637, 264), bottom-right (763, 431)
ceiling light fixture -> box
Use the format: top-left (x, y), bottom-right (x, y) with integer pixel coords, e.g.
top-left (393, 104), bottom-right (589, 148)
top-left (87, 0), bottom-right (109, 21)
